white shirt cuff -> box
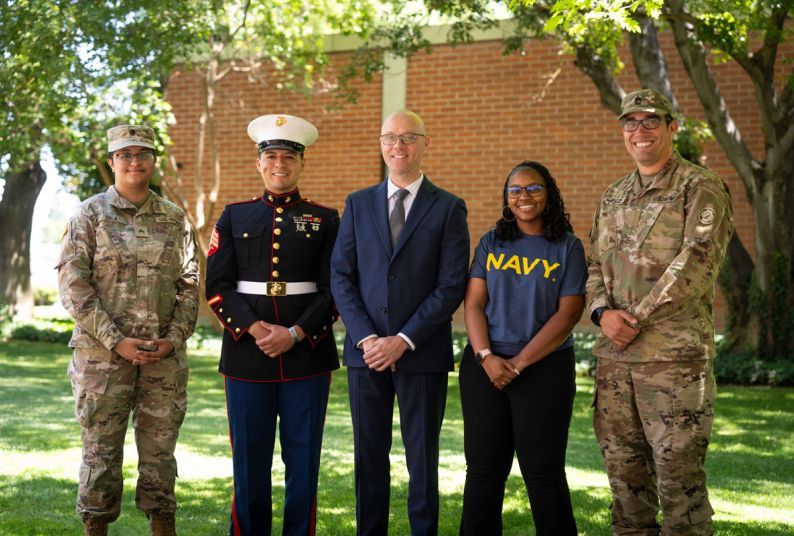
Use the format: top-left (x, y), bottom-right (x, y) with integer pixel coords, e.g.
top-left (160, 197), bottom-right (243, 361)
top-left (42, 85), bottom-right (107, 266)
top-left (356, 334), bottom-right (377, 349)
top-left (397, 332), bottom-right (415, 351)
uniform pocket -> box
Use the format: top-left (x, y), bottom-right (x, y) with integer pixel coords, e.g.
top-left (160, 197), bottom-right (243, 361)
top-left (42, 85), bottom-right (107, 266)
top-left (70, 365), bottom-right (110, 428)
top-left (232, 226), bottom-right (266, 267)
top-left (95, 216), bottom-right (132, 275)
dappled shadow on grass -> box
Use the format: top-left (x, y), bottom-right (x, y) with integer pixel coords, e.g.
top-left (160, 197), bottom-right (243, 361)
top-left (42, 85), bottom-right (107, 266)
top-left (712, 519), bottom-right (794, 535)
top-left (0, 341), bottom-right (81, 451)
top-left (0, 473), bottom-right (83, 534)
top-left (3, 342), bottom-right (793, 534)
top-left (179, 350), bottom-right (231, 457)
top-left (707, 385), bottom-right (794, 490)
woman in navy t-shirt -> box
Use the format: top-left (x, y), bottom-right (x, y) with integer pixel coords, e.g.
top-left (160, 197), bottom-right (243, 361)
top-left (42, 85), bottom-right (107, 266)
top-left (460, 161), bottom-right (586, 534)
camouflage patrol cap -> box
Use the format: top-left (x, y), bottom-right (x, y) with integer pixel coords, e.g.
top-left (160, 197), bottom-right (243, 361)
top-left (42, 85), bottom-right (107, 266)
top-left (619, 89), bottom-right (674, 119)
top-left (107, 125), bottom-right (156, 153)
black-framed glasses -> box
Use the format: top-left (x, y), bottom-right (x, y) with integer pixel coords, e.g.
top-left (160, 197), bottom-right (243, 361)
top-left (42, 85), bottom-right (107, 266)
top-left (379, 133), bottom-right (425, 145)
top-left (114, 151), bottom-right (155, 162)
top-left (506, 184), bottom-right (545, 198)
top-left (622, 117), bottom-right (663, 132)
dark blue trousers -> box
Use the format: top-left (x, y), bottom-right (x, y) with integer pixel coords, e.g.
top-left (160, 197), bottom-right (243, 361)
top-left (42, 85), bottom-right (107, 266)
top-left (225, 374), bottom-right (331, 536)
top-left (347, 366), bottom-right (448, 536)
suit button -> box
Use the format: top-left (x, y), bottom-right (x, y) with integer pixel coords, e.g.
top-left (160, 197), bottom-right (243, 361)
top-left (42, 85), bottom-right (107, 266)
top-left (276, 207), bottom-right (284, 214)
top-left (243, 232), bottom-right (249, 238)
top-left (272, 257), bottom-right (280, 264)
top-left (276, 217), bottom-right (283, 222)
top-left (274, 228), bottom-right (282, 236)
top-left (273, 243), bottom-right (280, 250)
top-left (381, 307), bottom-right (387, 313)
top-left (272, 270), bottom-right (279, 278)
top-left (388, 274), bottom-right (395, 280)
top-left (227, 317), bottom-right (232, 323)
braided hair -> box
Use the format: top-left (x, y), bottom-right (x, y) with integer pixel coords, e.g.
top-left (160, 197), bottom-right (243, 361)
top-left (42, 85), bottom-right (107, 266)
top-left (494, 160), bottom-right (573, 242)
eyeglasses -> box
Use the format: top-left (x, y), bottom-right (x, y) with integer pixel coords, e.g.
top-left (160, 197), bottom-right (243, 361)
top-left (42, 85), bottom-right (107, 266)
top-left (114, 151), bottom-right (155, 162)
top-left (622, 117), bottom-right (663, 132)
top-left (506, 184), bottom-right (545, 198)
top-left (379, 133), bottom-right (425, 145)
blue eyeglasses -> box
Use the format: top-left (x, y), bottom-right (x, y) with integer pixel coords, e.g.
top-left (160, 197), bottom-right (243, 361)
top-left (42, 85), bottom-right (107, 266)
top-left (505, 184), bottom-right (545, 198)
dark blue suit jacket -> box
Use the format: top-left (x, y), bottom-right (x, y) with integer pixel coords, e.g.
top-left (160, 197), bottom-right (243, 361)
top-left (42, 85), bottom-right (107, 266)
top-left (330, 177), bottom-right (470, 372)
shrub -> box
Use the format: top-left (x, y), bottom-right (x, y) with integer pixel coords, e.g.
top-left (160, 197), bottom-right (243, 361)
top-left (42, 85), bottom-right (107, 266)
top-left (10, 324), bottom-right (72, 344)
top-left (33, 288), bottom-right (58, 306)
top-left (715, 348), bottom-right (794, 386)
top-left (572, 331), bottom-right (597, 376)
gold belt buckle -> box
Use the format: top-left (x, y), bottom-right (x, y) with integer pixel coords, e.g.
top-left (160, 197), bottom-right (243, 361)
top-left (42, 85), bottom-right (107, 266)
top-left (266, 281), bottom-right (286, 296)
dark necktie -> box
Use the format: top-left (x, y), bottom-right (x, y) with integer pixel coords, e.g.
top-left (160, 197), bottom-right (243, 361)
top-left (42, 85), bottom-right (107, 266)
top-left (389, 189), bottom-right (409, 246)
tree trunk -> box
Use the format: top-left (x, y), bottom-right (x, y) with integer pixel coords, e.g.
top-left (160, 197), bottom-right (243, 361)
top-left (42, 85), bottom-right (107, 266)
top-left (0, 160), bottom-right (48, 320)
top-left (717, 233), bottom-right (755, 351)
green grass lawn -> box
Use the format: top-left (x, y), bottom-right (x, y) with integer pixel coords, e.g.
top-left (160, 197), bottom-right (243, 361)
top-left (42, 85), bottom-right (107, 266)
top-left (0, 340), bottom-right (792, 535)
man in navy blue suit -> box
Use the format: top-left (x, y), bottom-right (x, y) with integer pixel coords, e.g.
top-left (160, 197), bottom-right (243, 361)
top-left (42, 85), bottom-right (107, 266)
top-left (331, 109), bottom-right (470, 535)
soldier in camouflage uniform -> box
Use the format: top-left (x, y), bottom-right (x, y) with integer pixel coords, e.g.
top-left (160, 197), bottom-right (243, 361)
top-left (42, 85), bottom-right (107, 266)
top-left (56, 125), bottom-right (199, 536)
top-left (587, 89), bottom-right (734, 535)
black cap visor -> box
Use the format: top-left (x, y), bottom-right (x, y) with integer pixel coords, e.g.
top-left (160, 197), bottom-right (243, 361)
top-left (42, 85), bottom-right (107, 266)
top-left (257, 139), bottom-right (305, 154)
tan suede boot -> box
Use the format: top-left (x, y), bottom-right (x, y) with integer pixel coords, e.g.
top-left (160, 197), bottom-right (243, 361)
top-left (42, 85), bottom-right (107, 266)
top-left (83, 517), bottom-right (108, 536)
top-left (149, 512), bottom-right (176, 536)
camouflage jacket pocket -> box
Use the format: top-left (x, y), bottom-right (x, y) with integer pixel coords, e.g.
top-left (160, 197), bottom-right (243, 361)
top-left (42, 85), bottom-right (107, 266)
top-left (95, 216), bottom-right (133, 275)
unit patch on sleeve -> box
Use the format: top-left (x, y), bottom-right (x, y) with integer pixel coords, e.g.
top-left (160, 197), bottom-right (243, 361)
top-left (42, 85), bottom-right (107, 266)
top-left (698, 207), bottom-right (716, 225)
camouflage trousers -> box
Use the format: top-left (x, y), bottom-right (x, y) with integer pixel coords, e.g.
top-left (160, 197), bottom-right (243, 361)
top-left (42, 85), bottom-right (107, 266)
top-left (68, 346), bottom-right (189, 522)
top-left (593, 359), bottom-right (715, 536)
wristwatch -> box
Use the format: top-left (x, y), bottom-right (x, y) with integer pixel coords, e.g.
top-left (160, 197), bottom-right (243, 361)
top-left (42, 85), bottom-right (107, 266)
top-left (474, 348), bottom-right (492, 365)
top-left (288, 326), bottom-right (299, 344)
top-left (592, 307), bottom-right (608, 327)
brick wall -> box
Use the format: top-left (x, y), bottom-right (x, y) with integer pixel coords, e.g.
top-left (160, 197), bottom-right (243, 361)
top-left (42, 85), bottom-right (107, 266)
top-left (166, 33), bottom-right (786, 329)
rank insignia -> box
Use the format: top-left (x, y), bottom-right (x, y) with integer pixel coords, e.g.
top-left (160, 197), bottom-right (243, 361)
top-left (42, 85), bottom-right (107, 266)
top-left (208, 226), bottom-right (220, 256)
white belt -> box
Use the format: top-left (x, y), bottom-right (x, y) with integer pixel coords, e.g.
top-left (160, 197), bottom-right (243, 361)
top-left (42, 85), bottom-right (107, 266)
top-left (237, 280), bottom-right (317, 296)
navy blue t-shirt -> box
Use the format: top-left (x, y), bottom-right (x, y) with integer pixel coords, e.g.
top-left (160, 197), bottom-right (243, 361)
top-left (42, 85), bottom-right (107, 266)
top-left (469, 230), bottom-right (587, 357)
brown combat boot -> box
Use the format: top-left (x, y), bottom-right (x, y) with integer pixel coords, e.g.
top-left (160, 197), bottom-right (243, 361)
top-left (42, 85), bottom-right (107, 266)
top-left (149, 511), bottom-right (176, 536)
top-left (83, 517), bottom-right (108, 536)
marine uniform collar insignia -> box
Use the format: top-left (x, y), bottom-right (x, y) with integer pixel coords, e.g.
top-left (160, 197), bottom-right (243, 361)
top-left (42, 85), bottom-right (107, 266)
top-left (262, 188), bottom-right (301, 207)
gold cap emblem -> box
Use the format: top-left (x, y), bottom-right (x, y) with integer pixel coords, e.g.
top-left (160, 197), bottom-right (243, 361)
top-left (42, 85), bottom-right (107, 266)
top-left (275, 116), bottom-right (287, 127)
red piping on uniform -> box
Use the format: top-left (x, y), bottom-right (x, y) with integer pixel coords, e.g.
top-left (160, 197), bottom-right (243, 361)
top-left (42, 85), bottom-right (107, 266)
top-left (219, 370), bottom-right (336, 383)
top-left (223, 379), bottom-right (242, 536)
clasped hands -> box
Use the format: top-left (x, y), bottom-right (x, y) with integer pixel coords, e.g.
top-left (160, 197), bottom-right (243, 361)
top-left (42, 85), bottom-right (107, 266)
top-left (362, 336), bottom-right (408, 372)
top-left (482, 354), bottom-right (521, 390)
top-left (249, 321), bottom-right (301, 357)
top-left (114, 337), bottom-right (174, 366)
top-left (600, 309), bottom-right (640, 350)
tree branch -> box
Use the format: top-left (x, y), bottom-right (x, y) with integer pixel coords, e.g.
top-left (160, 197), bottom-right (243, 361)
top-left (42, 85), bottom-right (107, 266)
top-left (664, 0), bottom-right (760, 198)
top-left (573, 45), bottom-right (623, 114)
top-left (628, 14), bottom-right (678, 110)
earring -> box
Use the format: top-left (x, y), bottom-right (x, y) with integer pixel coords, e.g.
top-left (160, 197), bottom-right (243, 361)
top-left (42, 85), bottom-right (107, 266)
top-left (501, 206), bottom-right (515, 222)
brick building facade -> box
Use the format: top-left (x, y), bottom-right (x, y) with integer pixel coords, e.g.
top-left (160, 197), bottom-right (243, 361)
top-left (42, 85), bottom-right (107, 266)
top-left (165, 28), bottom-right (782, 328)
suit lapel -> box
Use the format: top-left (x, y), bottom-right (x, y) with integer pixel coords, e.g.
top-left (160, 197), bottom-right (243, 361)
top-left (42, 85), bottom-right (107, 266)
top-left (368, 181), bottom-right (393, 255)
top-left (392, 177), bottom-right (439, 258)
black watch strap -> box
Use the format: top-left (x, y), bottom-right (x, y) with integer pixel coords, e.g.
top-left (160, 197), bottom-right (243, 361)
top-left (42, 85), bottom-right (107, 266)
top-left (592, 307), bottom-right (608, 327)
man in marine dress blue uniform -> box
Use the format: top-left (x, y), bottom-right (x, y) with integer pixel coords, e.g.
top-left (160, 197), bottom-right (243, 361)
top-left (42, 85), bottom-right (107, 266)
top-left (205, 114), bottom-right (340, 535)
top-left (330, 109), bottom-right (470, 535)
